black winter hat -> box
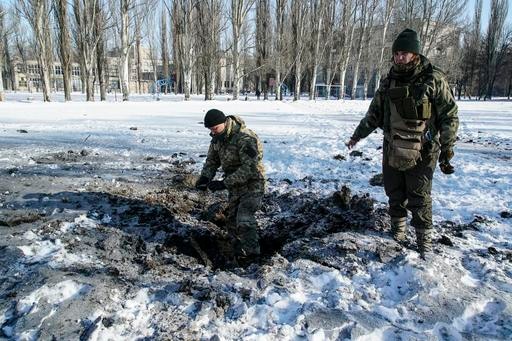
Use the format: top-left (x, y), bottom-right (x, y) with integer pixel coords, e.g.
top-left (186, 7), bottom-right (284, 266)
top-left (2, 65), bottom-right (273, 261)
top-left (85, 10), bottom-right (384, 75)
top-left (204, 109), bottom-right (226, 128)
top-left (392, 28), bottom-right (421, 55)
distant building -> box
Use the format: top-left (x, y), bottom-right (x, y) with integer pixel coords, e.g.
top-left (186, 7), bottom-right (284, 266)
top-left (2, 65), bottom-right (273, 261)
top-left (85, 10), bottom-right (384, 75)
top-left (6, 47), bottom-right (168, 95)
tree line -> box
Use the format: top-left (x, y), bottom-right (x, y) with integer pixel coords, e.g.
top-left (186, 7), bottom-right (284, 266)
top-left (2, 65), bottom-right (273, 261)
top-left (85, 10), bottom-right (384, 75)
top-left (0, 0), bottom-right (510, 102)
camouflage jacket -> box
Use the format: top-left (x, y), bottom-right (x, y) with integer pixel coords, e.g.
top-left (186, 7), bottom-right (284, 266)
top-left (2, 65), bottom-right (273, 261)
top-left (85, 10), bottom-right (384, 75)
top-left (200, 115), bottom-right (265, 193)
top-left (351, 55), bottom-right (459, 153)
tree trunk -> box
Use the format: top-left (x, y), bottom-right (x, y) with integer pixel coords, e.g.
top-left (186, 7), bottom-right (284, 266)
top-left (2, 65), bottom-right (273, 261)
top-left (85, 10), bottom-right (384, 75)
top-left (484, 0), bottom-right (508, 100)
top-left (34, 0), bottom-right (51, 101)
top-left (337, 0), bottom-right (356, 100)
top-left (174, 0), bottom-right (195, 101)
top-left (308, 0), bottom-right (324, 100)
top-left (339, 68), bottom-right (347, 99)
top-left (120, 0), bottom-right (130, 101)
top-left (231, 0), bottom-right (254, 100)
top-left (256, 0), bottom-right (270, 100)
top-left (374, 0), bottom-right (394, 92)
top-left (0, 42), bottom-right (4, 101)
top-left (56, 0), bottom-right (72, 101)
top-left (0, 7), bottom-right (4, 101)
top-left (4, 35), bottom-right (16, 91)
top-left (136, 15), bottom-right (143, 94)
top-left (351, 1), bottom-right (370, 100)
top-left (95, 0), bottom-right (106, 100)
top-left (85, 68), bottom-right (94, 101)
top-left (291, 0), bottom-right (308, 101)
top-left (274, 0), bottom-right (286, 100)
top-left (161, 8), bottom-right (169, 94)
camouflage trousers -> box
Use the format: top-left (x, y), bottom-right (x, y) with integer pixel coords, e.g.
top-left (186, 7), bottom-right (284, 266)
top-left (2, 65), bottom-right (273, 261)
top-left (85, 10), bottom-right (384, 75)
top-left (220, 191), bottom-right (263, 258)
top-left (383, 142), bottom-right (439, 249)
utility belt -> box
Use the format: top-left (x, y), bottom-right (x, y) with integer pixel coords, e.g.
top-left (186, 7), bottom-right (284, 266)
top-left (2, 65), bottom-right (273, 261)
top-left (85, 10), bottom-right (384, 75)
top-left (385, 79), bottom-right (432, 171)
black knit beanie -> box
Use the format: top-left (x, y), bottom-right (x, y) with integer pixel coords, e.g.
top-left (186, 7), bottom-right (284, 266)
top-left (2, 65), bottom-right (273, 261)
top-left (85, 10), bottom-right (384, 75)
top-left (204, 109), bottom-right (226, 128)
top-left (392, 28), bottom-right (421, 55)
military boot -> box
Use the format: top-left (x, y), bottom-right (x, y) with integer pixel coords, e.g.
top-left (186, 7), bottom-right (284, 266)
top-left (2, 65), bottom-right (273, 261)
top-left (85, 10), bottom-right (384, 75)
top-left (416, 228), bottom-right (433, 261)
top-left (391, 217), bottom-right (407, 242)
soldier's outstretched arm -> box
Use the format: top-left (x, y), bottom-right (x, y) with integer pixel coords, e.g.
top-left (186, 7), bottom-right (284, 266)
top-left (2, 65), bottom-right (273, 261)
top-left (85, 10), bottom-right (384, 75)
top-left (347, 88), bottom-right (385, 146)
top-left (434, 76), bottom-right (459, 153)
top-left (434, 75), bottom-right (459, 174)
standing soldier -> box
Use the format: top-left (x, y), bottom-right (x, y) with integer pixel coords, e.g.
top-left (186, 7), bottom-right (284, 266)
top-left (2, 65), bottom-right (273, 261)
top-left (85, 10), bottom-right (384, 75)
top-left (346, 29), bottom-right (459, 260)
top-left (196, 109), bottom-right (265, 266)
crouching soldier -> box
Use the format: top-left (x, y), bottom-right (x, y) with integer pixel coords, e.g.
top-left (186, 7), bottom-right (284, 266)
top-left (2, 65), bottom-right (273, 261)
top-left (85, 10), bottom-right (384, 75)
top-left (196, 109), bottom-right (265, 266)
top-left (346, 29), bottom-right (459, 260)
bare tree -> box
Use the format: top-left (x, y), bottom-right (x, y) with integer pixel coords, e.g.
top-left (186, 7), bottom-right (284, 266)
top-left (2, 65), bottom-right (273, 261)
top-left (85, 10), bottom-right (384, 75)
top-left (118, 0), bottom-right (132, 100)
top-left (1, 10), bottom-right (17, 93)
top-left (322, 0), bottom-right (336, 99)
top-left (350, 0), bottom-right (377, 99)
top-left (256, 0), bottom-right (270, 99)
top-left (135, 12), bottom-right (143, 94)
top-left (12, 14), bottom-right (31, 92)
top-left (95, 0), bottom-right (107, 100)
top-left (196, 0), bottom-right (222, 100)
top-left (161, 5), bottom-right (169, 93)
top-left (358, 0), bottom-right (378, 100)
top-left (337, 0), bottom-right (357, 99)
top-left (230, 0), bottom-right (254, 100)
top-left (396, 0), bottom-right (418, 28)
top-left (307, 0), bottom-right (326, 100)
top-left (112, 0), bottom-right (155, 100)
top-left (274, 0), bottom-right (287, 100)
top-left (483, 0), bottom-right (510, 99)
top-left (173, 0), bottom-right (197, 100)
top-left (170, 2), bottom-right (182, 94)
top-left (394, 0), bottom-right (466, 62)
top-left (73, 0), bottom-right (109, 101)
top-left (291, 0), bottom-right (309, 101)
top-left (17, 0), bottom-right (52, 102)
top-left (506, 49), bottom-right (512, 99)
top-left (0, 5), bottom-right (5, 101)
top-left (54, 0), bottom-right (72, 101)
top-left (143, 2), bottom-right (160, 91)
top-left (467, 0), bottom-right (482, 98)
top-left (373, 0), bottom-right (395, 92)
top-left (419, 0), bottom-right (467, 58)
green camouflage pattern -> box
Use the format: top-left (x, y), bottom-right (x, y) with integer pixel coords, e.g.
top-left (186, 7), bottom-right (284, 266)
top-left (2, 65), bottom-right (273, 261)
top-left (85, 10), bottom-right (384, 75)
top-left (200, 115), bottom-right (265, 259)
top-left (352, 55), bottom-right (459, 153)
top-left (226, 192), bottom-right (263, 257)
top-left (201, 115), bottom-right (265, 194)
top-left (350, 56), bottom-right (459, 253)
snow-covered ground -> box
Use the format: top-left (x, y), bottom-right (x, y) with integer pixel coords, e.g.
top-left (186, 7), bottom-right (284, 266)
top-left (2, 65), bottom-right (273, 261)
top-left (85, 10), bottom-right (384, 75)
top-left (0, 92), bottom-right (511, 340)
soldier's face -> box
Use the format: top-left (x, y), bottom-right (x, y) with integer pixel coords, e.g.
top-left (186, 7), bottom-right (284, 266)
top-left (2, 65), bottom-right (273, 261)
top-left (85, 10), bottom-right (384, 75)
top-left (209, 123), bottom-right (226, 135)
top-left (393, 51), bottom-right (416, 65)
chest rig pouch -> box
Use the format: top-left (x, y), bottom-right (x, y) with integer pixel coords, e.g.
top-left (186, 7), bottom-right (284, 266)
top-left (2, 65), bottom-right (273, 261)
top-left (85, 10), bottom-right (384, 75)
top-left (386, 79), bottom-right (431, 171)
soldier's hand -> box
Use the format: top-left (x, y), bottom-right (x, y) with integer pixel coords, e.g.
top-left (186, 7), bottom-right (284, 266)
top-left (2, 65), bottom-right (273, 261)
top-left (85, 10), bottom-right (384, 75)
top-left (195, 176), bottom-right (209, 191)
top-left (439, 162), bottom-right (455, 174)
top-left (207, 180), bottom-right (226, 192)
top-left (439, 148), bottom-right (455, 175)
top-left (439, 148), bottom-right (454, 164)
top-left (345, 138), bottom-right (359, 150)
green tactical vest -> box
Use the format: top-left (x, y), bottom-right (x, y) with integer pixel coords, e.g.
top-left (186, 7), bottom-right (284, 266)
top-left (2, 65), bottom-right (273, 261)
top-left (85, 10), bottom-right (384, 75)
top-left (385, 78), bottom-right (432, 171)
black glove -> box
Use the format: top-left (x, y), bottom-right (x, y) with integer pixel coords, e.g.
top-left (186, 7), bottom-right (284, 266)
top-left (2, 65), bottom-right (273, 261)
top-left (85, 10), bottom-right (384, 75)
top-left (195, 176), bottom-right (209, 190)
top-left (207, 180), bottom-right (226, 192)
top-left (439, 148), bottom-right (454, 164)
top-left (439, 148), bottom-right (455, 175)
